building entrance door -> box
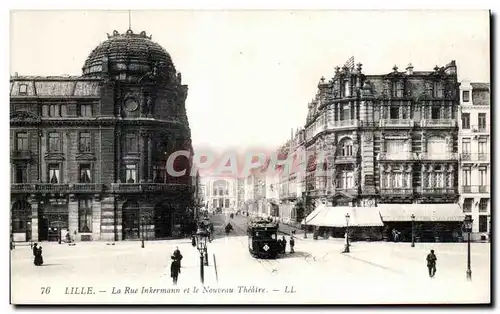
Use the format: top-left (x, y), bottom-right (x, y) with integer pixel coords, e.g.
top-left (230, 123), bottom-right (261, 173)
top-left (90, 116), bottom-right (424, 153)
top-left (122, 201), bottom-right (140, 240)
top-left (154, 204), bottom-right (173, 239)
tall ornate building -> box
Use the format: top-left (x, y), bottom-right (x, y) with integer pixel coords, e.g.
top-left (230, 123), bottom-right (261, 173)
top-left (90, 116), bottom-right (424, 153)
top-left (458, 81), bottom-right (490, 241)
top-left (10, 29), bottom-right (194, 242)
top-left (291, 61), bottom-right (464, 240)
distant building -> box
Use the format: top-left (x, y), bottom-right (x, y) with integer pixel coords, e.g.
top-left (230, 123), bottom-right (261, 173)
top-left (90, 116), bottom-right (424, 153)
top-left (202, 176), bottom-right (238, 211)
top-left (458, 81), bottom-right (490, 241)
top-left (10, 29), bottom-right (195, 242)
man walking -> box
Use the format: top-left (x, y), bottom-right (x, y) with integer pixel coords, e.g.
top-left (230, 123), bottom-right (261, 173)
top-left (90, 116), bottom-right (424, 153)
top-left (289, 236), bottom-right (295, 253)
top-left (281, 236), bottom-right (287, 254)
top-left (426, 249), bottom-right (437, 278)
top-left (173, 246), bottom-right (183, 268)
top-left (170, 256), bottom-right (180, 285)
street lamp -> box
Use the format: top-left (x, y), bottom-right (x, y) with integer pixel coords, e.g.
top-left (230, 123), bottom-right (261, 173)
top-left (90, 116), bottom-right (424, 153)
top-left (196, 229), bottom-right (209, 284)
top-left (411, 214), bottom-right (415, 247)
top-left (141, 217), bottom-right (145, 249)
top-left (344, 213), bottom-right (350, 253)
top-left (464, 215), bottom-right (473, 281)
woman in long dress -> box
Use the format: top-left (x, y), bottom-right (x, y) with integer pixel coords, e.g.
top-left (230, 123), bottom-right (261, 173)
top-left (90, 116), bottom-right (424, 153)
top-left (34, 246), bottom-right (44, 266)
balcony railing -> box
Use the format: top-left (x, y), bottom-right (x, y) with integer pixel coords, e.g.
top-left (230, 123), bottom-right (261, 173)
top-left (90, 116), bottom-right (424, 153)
top-left (416, 152), bottom-right (458, 160)
top-left (327, 119), bottom-right (359, 129)
top-left (11, 150), bottom-right (34, 160)
top-left (420, 119), bottom-right (457, 127)
top-left (71, 183), bottom-right (104, 193)
top-left (380, 188), bottom-right (413, 195)
top-left (11, 183), bottom-right (70, 193)
top-left (378, 152), bottom-right (416, 161)
top-left (335, 155), bottom-right (357, 163)
top-left (111, 182), bottom-right (192, 193)
top-left (335, 187), bottom-right (358, 195)
top-left (379, 119), bottom-right (414, 127)
top-left (419, 187), bottom-right (456, 194)
top-left (461, 185), bottom-right (490, 193)
top-left (460, 153), bottom-right (490, 162)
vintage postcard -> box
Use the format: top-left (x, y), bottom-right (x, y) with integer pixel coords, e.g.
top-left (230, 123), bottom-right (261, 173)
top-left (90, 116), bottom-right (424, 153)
top-left (9, 9), bottom-right (491, 305)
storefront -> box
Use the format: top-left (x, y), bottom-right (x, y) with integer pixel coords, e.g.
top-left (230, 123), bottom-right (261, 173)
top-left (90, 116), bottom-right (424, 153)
top-left (378, 203), bottom-right (465, 242)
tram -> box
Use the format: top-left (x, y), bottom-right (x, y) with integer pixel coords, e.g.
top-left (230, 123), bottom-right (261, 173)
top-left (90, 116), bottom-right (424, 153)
top-left (247, 218), bottom-right (280, 259)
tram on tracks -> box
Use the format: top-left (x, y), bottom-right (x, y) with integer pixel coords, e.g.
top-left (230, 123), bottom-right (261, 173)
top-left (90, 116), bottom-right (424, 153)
top-left (247, 218), bottom-right (280, 259)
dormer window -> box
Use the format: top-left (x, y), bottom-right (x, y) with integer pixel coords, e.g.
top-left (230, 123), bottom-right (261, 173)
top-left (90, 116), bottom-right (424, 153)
top-left (433, 81), bottom-right (444, 98)
top-left (392, 81), bottom-right (404, 97)
top-left (462, 90), bottom-right (470, 102)
top-left (19, 84), bottom-right (28, 95)
top-left (344, 80), bottom-right (350, 97)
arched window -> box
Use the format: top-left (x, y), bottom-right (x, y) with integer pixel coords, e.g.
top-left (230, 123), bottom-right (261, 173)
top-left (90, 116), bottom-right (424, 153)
top-left (338, 138), bottom-right (353, 157)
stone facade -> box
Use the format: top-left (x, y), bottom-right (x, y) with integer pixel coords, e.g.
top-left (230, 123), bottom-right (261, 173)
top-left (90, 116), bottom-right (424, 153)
top-left (10, 29), bottom-right (195, 242)
top-left (273, 61), bottom-right (460, 225)
top-left (458, 81), bottom-right (490, 241)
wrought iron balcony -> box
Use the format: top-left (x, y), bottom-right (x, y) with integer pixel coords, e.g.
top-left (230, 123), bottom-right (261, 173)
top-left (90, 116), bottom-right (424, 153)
top-left (416, 152), bottom-right (458, 160)
top-left (335, 187), bottom-right (358, 195)
top-left (71, 183), bottom-right (104, 193)
top-left (11, 150), bottom-right (34, 160)
top-left (379, 119), bottom-right (414, 127)
top-left (335, 155), bottom-right (357, 163)
top-left (420, 119), bottom-right (457, 127)
top-left (11, 183), bottom-right (106, 194)
top-left (419, 187), bottom-right (456, 194)
top-left (327, 119), bottom-right (359, 129)
top-left (460, 153), bottom-right (490, 162)
top-left (461, 185), bottom-right (490, 194)
top-left (380, 188), bottom-right (413, 196)
top-left (11, 183), bottom-right (71, 193)
top-left (377, 152), bottom-right (416, 161)
top-left (111, 182), bottom-right (192, 193)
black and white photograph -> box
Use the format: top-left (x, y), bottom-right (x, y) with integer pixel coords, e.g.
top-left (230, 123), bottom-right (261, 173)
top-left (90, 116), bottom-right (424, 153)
top-left (8, 9), bottom-right (491, 305)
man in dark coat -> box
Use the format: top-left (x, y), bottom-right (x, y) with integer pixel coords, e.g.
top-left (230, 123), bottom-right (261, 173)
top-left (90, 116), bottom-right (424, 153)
top-left (170, 256), bottom-right (180, 285)
top-left (32, 243), bottom-right (38, 257)
top-left (191, 234), bottom-right (196, 247)
top-left (173, 246), bottom-right (183, 268)
top-left (426, 249), bottom-right (437, 278)
top-left (289, 236), bottom-right (295, 253)
top-left (281, 236), bottom-right (287, 254)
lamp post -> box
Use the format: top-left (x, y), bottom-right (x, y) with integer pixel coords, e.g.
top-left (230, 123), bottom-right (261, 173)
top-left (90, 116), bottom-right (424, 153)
top-left (344, 213), bottom-right (350, 253)
top-left (464, 215), bottom-right (473, 281)
top-left (196, 229), bottom-right (209, 285)
top-left (141, 217), bottom-right (145, 249)
top-left (411, 214), bottom-right (415, 247)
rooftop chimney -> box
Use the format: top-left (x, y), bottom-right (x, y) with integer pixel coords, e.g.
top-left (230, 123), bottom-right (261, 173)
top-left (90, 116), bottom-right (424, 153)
top-left (406, 63), bottom-right (414, 75)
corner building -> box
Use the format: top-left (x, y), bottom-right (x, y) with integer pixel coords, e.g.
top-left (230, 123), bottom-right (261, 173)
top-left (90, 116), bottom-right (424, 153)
top-left (10, 29), bottom-right (195, 242)
top-left (303, 62), bottom-right (463, 241)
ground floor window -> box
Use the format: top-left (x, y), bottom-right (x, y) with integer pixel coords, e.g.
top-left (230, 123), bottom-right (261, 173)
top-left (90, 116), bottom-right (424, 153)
top-left (12, 201), bottom-right (30, 233)
top-left (478, 215), bottom-right (488, 233)
top-left (224, 199), bottom-right (230, 208)
top-left (78, 199), bottom-right (92, 233)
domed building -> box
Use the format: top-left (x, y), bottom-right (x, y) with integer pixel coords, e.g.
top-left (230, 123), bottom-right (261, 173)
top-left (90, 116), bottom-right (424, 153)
top-left (10, 29), bottom-right (196, 242)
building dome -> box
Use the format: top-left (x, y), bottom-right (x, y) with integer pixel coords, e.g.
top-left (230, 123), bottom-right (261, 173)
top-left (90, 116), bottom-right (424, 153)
top-left (82, 29), bottom-right (176, 81)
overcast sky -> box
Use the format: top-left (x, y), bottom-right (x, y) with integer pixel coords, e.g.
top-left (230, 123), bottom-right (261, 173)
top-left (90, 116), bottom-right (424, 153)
top-left (10, 10), bottom-right (490, 153)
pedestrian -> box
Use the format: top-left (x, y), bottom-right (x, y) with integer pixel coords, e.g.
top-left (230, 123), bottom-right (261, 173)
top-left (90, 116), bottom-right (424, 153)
top-left (426, 249), bottom-right (437, 278)
top-left (34, 245), bottom-right (44, 266)
top-left (32, 243), bottom-right (38, 257)
top-left (191, 234), bottom-right (196, 247)
top-left (170, 256), bottom-right (180, 285)
top-left (173, 246), bottom-right (183, 268)
top-left (289, 236), bottom-right (295, 253)
top-left (281, 236), bottom-right (287, 254)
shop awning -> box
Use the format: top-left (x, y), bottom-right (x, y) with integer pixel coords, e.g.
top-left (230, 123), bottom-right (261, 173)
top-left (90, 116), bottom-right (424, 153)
top-left (302, 205), bottom-right (383, 227)
top-left (301, 204), bottom-right (327, 225)
top-left (378, 203), bottom-right (465, 222)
